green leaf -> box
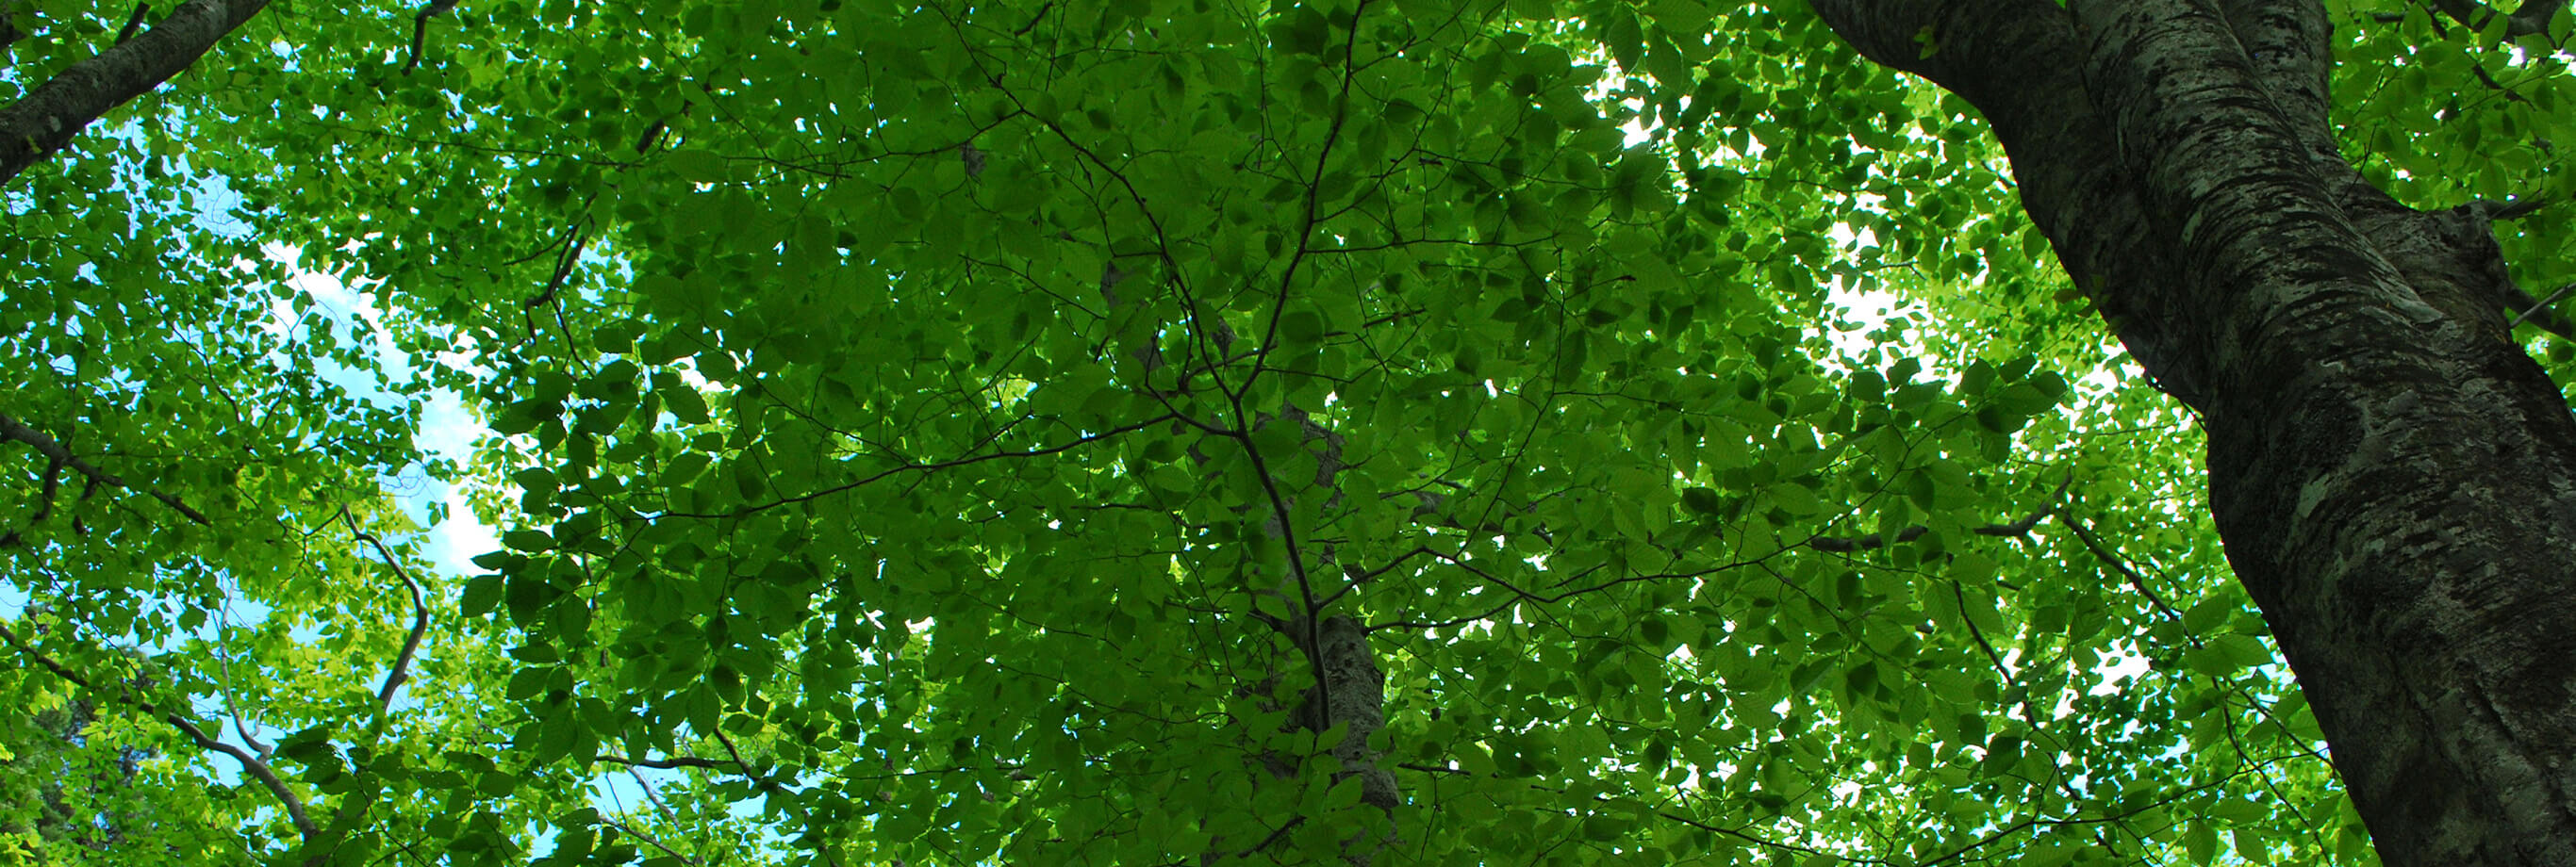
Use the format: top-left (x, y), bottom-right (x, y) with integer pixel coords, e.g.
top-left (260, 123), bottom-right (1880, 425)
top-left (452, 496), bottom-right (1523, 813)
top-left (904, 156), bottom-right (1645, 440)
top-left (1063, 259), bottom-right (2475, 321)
top-left (665, 386), bottom-right (711, 424)
top-left (16, 2), bottom-right (2477, 862)
top-left (2185, 822), bottom-right (2218, 864)
top-left (666, 150), bottom-right (729, 183)
top-left (461, 575), bottom-right (506, 617)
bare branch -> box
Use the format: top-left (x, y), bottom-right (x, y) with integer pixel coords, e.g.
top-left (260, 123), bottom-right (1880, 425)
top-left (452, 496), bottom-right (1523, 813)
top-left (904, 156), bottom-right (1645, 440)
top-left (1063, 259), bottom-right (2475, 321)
top-left (346, 517), bottom-right (431, 712)
top-left (2507, 282), bottom-right (2576, 336)
top-left (597, 754), bottom-right (740, 771)
top-left (2057, 512), bottom-right (2184, 621)
top-left (601, 813), bottom-right (701, 866)
top-left (711, 729), bottom-right (847, 867)
top-left (526, 222), bottom-right (587, 308)
top-left (0, 410), bottom-right (210, 525)
top-left (1953, 579), bottom-right (2018, 684)
top-left (214, 598), bottom-right (276, 760)
top-left (625, 766), bottom-right (681, 824)
top-left (0, 616), bottom-right (315, 838)
top-left (0, 0), bottom-right (276, 184)
top-left (400, 0), bottom-right (460, 75)
top-left (113, 4), bottom-right (149, 43)
top-left (1807, 475), bottom-right (2072, 552)
top-left (2485, 194), bottom-right (2553, 221)
top-left (2419, 0), bottom-right (2568, 37)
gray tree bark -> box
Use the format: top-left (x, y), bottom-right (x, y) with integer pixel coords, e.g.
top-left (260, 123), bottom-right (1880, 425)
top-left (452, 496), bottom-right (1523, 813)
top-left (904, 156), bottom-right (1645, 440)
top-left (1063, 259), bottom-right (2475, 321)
top-left (1808, 1), bottom-right (2576, 863)
top-left (0, 0), bottom-right (273, 186)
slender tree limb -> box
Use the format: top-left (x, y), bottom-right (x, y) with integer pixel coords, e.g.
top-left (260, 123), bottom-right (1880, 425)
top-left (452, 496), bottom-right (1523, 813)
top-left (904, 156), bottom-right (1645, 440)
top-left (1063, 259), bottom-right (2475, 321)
top-left (0, 0), bottom-right (274, 185)
top-left (601, 813), bottom-right (702, 867)
top-left (297, 786), bottom-right (381, 867)
top-left (1395, 767), bottom-right (1866, 862)
top-left (214, 600), bottom-right (276, 760)
top-left (2484, 194), bottom-right (2552, 221)
top-left (710, 729), bottom-right (846, 867)
top-left (1953, 579), bottom-right (2019, 684)
top-left (345, 514), bottom-right (430, 712)
top-left (0, 616), bottom-right (315, 838)
top-left (625, 766), bottom-right (682, 824)
top-left (0, 454), bottom-right (72, 546)
top-left (2506, 282), bottom-right (2576, 335)
top-left (400, 0), bottom-right (460, 75)
top-left (114, 4), bottom-right (150, 43)
top-left (661, 412), bottom-right (1181, 520)
top-left (1807, 475), bottom-right (2072, 552)
top-left (527, 222), bottom-right (587, 307)
top-left (0, 410), bottom-right (209, 525)
top-left (2420, 0), bottom-right (2568, 37)
top-left (597, 754), bottom-right (740, 771)
top-left (2056, 511), bottom-right (2185, 621)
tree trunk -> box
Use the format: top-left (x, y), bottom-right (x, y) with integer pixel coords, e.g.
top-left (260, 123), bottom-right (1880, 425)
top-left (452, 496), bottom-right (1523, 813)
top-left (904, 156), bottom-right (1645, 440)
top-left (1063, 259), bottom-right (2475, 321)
top-left (0, 0), bottom-right (273, 185)
top-left (1810, 1), bottom-right (2576, 863)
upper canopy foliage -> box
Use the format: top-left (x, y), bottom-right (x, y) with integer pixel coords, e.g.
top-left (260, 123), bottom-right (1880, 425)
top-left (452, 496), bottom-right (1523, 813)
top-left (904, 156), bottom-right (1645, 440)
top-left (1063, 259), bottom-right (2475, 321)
top-left (2, 0), bottom-right (2569, 864)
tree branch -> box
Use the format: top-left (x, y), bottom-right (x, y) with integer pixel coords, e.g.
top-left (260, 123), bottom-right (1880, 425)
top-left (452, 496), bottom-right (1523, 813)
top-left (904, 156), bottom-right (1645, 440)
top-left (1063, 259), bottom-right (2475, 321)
top-left (0, 0), bottom-right (275, 185)
top-left (0, 410), bottom-right (209, 525)
top-left (2505, 282), bottom-right (2576, 337)
top-left (2419, 0), bottom-right (2567, 37)
top-left (1806, 475), bottom-right (2072, 552)
top-left (710, 729), bottom-right (846, 867)
top-left (0, 616), bottom-right (315, 838)
top-left (345, 514), bottom-right (430, 712)
top-left (2056, 511), bottom-right (2184, 621)
top-left (214, 600), bottom-right (276, 760)
top-left (400, 0), bottom-right (460, 75)
top-left (601, 813), bottom-right (702, 867)
top-left (1953, 579), bottom-right (2019, 684)
top-left (113, 3), bottom-right (150, 43)
top-left (596, 753), bottom-right (740, 771)
top-left (1810, 0), bottom-right (2214, 408)
top-left (2484, 194), bottom-right (2553, 221)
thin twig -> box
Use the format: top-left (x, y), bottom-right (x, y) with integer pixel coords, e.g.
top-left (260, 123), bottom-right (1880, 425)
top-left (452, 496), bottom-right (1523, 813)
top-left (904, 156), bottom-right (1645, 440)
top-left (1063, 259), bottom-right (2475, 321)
top-left (627, 767), bottom-right (681, 824)
top-left (1953, 579), bottom-right (2018, 685)
top-left (2057, 512), bottom-right (2184, 620)
top-left (2508, 281), bottom-right (2576, 332)
top-left (597, 754), bottom-right (739, 771)
top-left (1808, 474), bottom-right (2072, 552)
top-left (527, 222), bottom-right (587, 308)
top-left (2487, 194), bottom-right (2551, 221)
top-left (214, 587), bottom-right (275, 759)
top-left (602, 813), bottom-right (702, 866)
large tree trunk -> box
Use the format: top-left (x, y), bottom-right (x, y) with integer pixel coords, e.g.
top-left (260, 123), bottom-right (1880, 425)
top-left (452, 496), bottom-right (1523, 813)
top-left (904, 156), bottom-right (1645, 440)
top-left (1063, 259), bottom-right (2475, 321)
top-left (1810, 1), bottom-right (2576, 863)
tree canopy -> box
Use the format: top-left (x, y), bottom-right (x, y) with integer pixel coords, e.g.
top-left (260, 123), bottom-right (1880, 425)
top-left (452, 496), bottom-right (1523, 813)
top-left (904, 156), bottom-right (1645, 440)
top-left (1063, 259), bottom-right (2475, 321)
top-left (3, 0), bottom-right (2571, 864)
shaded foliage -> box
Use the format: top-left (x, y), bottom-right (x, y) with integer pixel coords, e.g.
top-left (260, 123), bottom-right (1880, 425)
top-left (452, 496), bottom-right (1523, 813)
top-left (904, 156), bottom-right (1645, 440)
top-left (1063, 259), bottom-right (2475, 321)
top-left (3, 0), bottom-right (2570, 864)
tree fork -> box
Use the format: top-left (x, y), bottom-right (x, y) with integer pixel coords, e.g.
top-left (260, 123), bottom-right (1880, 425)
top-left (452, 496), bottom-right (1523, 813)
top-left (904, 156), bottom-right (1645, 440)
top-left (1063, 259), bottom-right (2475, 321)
top-left (1810, 0), bottom-right (2576, 862)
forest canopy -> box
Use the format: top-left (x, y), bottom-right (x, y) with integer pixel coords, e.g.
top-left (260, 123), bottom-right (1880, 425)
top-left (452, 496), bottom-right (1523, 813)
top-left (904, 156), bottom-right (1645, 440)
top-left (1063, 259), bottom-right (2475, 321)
top-left (3, 0), bottom-right (2572, 864)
